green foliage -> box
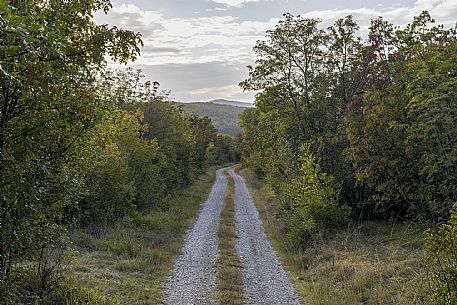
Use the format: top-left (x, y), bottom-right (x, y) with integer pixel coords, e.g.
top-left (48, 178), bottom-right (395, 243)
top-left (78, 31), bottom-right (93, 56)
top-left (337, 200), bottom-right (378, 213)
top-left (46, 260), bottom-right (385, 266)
top-left (213, 134), bottom-right (240, 165)
top-left (0, 1), bottom-right (235, 303)
top-left (423, 208), bottom-right (457, 304)
top-left (0, 0), bottom-right (140, 293)
top-left (344, 91), bottom-right (415, 218)
top-left (240, 11), bottom-right (457, 222)
top-left (79, 142), bottom-right (136, 225)
top-left (405, 40), bottom-right (457, 217)
top-left (142, 97), bottom-right (197, 187)
top-left (188, 115), bottom-right (218, 170)
top-left (281, 146), bottom-right (349, 246)
top-left (239, 14), bottom-right (363, 205)
top-left (239, 10), bottom-right (456, 302)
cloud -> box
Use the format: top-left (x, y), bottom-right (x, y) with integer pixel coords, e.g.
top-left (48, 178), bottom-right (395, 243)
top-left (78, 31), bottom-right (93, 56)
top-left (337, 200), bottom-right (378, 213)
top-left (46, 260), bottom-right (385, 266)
top-left (96, 4), bottom-right (279, 66)
top-left (123, 61), bottom-right (256, 102)
top-left (211, 0), bottom-right (262, 8)
top-left (300, 0), bottom-right (457, 34)
top-left (141, 46), bottom-right (182, 55)
top-left (97, 0), bottom-right (457, 102)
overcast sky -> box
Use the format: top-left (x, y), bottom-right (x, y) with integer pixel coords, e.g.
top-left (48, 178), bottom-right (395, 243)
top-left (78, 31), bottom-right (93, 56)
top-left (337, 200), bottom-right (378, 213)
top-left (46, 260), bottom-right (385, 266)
top-left (95, 0), bottom-right (457, 103)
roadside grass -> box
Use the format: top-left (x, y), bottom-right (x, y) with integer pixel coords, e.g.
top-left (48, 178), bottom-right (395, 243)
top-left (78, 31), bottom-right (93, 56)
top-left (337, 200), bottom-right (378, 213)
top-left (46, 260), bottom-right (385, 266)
top-left (64, 167), bottom-right (217, 305)
top-left (238, 167), bottom-right (426, 305)
top-left (215, 170), bottom-right (246, 305)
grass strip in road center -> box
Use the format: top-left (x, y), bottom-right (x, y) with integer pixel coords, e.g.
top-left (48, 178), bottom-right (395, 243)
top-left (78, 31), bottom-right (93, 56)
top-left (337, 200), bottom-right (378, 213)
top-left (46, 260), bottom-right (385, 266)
top-left (215, 170), bottom-right (246, 305)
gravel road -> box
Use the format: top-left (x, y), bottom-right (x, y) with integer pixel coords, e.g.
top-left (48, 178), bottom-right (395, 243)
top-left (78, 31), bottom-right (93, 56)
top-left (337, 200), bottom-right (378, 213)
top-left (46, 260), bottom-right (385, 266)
top-left (229, 168), bottom-right (300, 305)
top-left (164, 168), bottom-right (228, 305)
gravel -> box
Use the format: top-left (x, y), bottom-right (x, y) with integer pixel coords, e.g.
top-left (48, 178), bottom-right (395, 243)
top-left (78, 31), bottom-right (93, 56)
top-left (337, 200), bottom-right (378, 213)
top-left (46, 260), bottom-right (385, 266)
top-left (229, 168), bottom-right (301, 305)
top-left (164, 168), bottom-right (228, 305)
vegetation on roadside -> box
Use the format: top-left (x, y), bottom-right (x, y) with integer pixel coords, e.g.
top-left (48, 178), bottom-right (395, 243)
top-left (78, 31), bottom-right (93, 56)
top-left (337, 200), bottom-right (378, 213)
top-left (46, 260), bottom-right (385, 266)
top-left (215, 170), bottom-right (246, 305)
top-left (2, 0), bottom-right (456, 303)
top-left (0, 1), bottom-right (239, 303)
top-left (240, 168), bottom-right (426, 305)
top-left (422, 206), bottom-right (457, 304)
top-left (66, 168), bottom-right (217, 305)
top-left (238, 11), bottom-right (457, 304)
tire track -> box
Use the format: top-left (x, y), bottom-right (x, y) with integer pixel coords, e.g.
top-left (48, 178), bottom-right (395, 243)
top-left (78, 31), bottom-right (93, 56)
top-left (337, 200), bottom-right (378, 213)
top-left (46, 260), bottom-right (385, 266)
top-left (164, 168), bottom-right (228, 305)
top-left (229, 168), bottom-right (300, 305)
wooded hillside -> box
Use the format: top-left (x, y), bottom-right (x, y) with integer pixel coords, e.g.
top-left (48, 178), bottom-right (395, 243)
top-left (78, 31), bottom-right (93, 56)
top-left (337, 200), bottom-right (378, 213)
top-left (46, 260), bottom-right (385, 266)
top-left (180, 102), bottom-right (245, 136)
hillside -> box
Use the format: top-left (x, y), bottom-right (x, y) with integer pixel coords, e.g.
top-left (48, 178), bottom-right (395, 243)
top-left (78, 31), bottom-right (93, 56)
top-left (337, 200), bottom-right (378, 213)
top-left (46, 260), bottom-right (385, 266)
top-left (179, 102), bottom-right (246, 136)
top-left (209, 99), bottom-right (254, 108)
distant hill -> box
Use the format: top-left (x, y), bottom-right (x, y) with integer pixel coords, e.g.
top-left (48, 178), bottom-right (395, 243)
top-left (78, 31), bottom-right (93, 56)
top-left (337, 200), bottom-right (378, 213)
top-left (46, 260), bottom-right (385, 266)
top-left (209, 99), bottom-right (254, 108)
top-left (179, 101), bottom-right (247, 136)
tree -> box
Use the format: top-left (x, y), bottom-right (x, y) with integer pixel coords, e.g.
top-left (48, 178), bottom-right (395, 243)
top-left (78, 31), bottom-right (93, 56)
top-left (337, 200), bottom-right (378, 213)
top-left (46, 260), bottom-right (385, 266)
top-left (344, 12), bottom-right (457, 218)
top-left (239, 15), bottom-right (363, 196)
top-left (0, 0), bottom-right (141, 293)
top-left (405, 38), bottom-right (457, 217)
top-left (187, 115), bottom-right (218, 171)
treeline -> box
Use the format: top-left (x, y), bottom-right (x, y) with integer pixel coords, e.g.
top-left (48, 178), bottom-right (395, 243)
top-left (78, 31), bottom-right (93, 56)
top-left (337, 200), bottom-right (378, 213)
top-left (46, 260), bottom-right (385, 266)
top-left (238, 12), bottom-right (456, 303)
top-left (0, 1), bottom-right (238, 303)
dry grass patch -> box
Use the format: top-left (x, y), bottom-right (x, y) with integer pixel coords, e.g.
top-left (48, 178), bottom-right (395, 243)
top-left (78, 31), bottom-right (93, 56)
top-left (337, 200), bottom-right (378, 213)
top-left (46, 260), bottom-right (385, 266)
top-left (215, 170), bottom-right (246, 305)
top-left (239, 168), bottom-right (426, 305)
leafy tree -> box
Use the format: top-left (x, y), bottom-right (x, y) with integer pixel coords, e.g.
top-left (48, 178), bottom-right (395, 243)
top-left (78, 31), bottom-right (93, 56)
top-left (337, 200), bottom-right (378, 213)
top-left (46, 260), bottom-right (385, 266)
top-left (404, 38), bottom-right (457, 217)
top-left (213, 134), bottom-right (240, 165)
top-left (79, 142), bottom-right (135, 225)
top-left (344, 12), bottom-right (456, 218)
top-left (187, 115), bottom-right (218, 171)
top-left (142, 98), bottom-right (197, 188)
top-left (240, 14), bottom-right (363, 202)
top-left (0, 0), bottom-right (141, 294)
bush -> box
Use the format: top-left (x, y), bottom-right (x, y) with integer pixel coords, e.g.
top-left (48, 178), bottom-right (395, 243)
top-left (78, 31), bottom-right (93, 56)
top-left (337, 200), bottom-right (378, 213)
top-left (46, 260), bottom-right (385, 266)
top-left (281, 146), bottom-right (350, 247)
top-left (79, 143), bottom-right (136, 225)
top-left (422, 206), bottom-right (457, 304)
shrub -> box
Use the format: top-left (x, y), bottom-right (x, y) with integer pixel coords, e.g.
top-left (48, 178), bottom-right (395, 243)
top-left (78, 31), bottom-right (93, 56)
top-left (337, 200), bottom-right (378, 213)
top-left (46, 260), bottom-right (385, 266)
top-left (423, 206), bottom-right (457, 304)
top-left (281, 146), bottom-right (350, 247)
top-left (79, 143), bottom-right (136, 225)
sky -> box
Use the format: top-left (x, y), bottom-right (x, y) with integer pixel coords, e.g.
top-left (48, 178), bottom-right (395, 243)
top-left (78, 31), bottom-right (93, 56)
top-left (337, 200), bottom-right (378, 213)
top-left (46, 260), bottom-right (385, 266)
top-left (95, 0), bottom-right (457, 103)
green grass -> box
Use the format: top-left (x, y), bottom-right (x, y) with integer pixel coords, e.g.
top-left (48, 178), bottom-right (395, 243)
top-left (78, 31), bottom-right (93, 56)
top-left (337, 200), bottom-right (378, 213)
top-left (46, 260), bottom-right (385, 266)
top-left (215, 170), bottom-right (246, 305)
top-left (64, 168), bottom-right (217, 305)
top-left (238, 168), bottom-right (426, 305)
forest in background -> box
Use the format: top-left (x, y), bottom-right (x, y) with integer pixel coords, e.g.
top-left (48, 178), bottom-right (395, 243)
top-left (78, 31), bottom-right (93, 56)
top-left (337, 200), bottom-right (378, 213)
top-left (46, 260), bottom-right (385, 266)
top-left (0, 1), bottom-right (238, 303)
top-left (238, 11), bottom-right (456, 304)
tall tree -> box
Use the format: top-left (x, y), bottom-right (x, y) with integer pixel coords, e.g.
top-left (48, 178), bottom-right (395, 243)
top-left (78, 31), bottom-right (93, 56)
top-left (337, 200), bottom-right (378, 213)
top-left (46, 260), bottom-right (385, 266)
top-left (0, 0), bottom-right (141, 290)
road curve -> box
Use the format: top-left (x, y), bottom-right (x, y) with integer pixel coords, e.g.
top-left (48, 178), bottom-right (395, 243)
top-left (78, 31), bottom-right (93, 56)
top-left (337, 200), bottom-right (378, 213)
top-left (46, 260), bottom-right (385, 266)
top-left (164, 168), bottom-right (228, 305)
top-left (228, 168), bottom-right (300, 305)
